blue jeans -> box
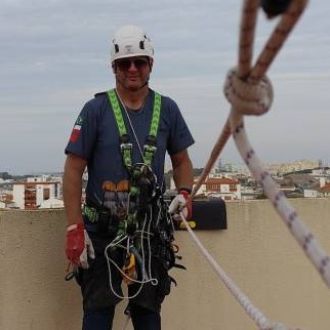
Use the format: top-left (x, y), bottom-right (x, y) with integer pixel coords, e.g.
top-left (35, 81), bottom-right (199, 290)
top-left (83, 304), bottom-right (161, 330)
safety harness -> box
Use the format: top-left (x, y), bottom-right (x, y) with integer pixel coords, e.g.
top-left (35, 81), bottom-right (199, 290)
top-left (106, 88), bottom-right (162, 234)
top-left (100, 89), bottom-right (184, 300)
top-left (106, 88), bottom-right (161, 169)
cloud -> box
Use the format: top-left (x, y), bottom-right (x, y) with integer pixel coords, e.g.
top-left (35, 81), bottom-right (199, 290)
top-left (0, 0), bottom-right (329, 173)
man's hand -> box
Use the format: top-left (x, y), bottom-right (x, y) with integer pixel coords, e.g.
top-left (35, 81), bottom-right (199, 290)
top-left (169, 189), bottom-right (192, 221)
top-left (65, 222), bottom-right (95, 269)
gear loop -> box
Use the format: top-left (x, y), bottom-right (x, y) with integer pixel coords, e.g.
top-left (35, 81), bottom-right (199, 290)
top-left (224, 67), bottom-right (274, 116)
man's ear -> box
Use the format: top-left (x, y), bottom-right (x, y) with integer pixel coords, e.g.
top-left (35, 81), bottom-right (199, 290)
top-left (149, 58), bottom-right (154, 72)
top-left (112, 62), bottom-right (117, 74)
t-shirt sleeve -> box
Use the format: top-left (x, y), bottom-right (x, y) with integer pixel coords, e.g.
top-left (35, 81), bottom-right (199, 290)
top-left (167, 98), bottom-right (194, 155)
top-left (64, 101), bottom-right (98, 160)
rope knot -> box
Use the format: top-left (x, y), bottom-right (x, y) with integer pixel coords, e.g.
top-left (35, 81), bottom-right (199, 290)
top-left (224, 67), bottom-right (274, 116)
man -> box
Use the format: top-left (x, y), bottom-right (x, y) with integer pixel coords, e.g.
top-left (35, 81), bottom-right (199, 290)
top-left (63, 25), bottom-right (194, 330)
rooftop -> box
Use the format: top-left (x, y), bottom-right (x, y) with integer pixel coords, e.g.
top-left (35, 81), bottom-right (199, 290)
top-left (1, 199), bottom-right (330, 329)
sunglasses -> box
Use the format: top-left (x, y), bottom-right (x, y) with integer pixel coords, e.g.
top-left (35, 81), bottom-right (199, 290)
top-left (116, 58), bottom-right (149, 71)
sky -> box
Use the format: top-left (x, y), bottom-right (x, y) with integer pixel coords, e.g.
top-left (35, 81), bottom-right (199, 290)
top-left (0, 0), bottom-right (329, 174)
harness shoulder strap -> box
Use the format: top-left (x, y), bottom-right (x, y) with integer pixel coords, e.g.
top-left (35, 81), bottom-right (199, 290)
top-left (106, 89), bottom-right (162, 167)
top-left (107, 89), bottom-right (132, 168)
top-left (149, 92), bottom-right (161, 138)
top-left (107, 89), bottom-right (127, 137)
top-left (143, 91), bottom-right (161, 166)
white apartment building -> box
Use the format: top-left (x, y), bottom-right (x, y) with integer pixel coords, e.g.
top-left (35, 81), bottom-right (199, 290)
top-left (204, 177), bottom-right (241, 200)
top-left (13, 181), bottom-right (62, 209)
top-left (267, 160), bottom-right (319, 175)
top-left (171, 175), bottom-right (241, 200)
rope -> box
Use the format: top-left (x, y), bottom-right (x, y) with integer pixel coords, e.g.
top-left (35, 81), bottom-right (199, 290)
top-left (193, 0), bottom-right (330, 289)
top-left (183, 0), bottom-right (330, 329)
top-left (192, 0), bottom-right (306, 197)
top-left (179, 212), bottom-right (272, 329)
top-left (233, 122), bottom-right (330, 287)
top-left (104, 208), bottom-right (158, 300)
top-left (227, 0), bottom-right (330, 289)
top-left (180, 211), bottom-right (305, 330)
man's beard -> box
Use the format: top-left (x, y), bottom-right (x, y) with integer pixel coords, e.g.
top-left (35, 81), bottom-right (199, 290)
top-left (117, 75), bottom-right (150, 91)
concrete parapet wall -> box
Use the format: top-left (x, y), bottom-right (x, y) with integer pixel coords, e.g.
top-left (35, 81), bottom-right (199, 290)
top-left (1, 199), bottom-right (330, 330)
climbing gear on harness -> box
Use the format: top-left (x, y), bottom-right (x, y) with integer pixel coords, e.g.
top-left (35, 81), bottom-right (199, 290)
top-left (111, 25), bottom-right (154, 63)
top-left (64, 262), bottom-right (78, 281)
top-left (123, 253), bottom-right (138, 285)
top-left (65, 222), bottom-right (95, 269)
top-left (103, 192), bottom-right (184, 300)
top-left (107, 89), bottom-right (161, 169)
top-left (82, 180), bottom-right (130, 236)
top-left (103, 88), bottom-right (184, 302)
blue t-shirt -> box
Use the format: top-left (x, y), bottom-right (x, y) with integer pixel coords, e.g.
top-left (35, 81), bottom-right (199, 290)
top-left (65, 88), bottom-right (194, 206)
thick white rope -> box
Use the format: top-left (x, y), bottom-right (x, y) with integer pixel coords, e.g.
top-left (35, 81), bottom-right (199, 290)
top-left (179, 212), bottom-right (272, 329)
top-left (224, 67), bottom-right (273, 116)
top-left (182, 0), bottom-right (330, 329)
top-left (223, 0), bottom-right (330, 288)
top-left (180, 213), bottom-right (304, 330)
top-left (193, 0), bottom-right (330, 288)
top-left (232, 120), bottom-right (330, 288)
top-left (192, 0), bottom-right (307, 197)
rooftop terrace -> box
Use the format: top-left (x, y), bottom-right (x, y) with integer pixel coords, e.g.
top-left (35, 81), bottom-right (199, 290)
top-left (1, 199), bottom-right (330, 329)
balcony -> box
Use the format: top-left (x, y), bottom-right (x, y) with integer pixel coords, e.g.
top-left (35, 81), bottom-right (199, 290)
top-left (1, 199), bottom-right (330, 329)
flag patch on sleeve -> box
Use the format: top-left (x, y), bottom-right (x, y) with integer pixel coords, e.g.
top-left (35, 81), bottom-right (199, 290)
top-left (69, 116), bottom-right (83, 142)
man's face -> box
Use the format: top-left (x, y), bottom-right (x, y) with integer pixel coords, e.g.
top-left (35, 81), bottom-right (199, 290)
top-left (113, 56), bottom-right (152, 91)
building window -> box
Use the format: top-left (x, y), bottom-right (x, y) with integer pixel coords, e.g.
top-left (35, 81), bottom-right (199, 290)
top-left (44, 188), bottom-right (50, 200)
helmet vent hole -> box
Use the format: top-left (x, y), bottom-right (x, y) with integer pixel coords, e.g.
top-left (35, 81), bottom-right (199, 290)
top-left (115, 44), bottom-right (119, 53)
top-left (139, 41), bottom-right (145, 50)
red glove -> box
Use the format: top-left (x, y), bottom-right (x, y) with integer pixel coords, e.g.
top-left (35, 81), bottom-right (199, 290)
top-left (169, 188), bottom-right (192, 221)
top-left (179, 189), bottom-right (192, 220)
top-left (65, 222), bottom-right (95, 269)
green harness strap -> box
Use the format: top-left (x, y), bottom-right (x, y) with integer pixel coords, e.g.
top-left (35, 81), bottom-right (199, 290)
top-left (106, 89), bottom-right (162, 168)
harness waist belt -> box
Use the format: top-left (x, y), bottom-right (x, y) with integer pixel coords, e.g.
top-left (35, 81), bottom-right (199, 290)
top-left (83, 204), bottom-right (100, 223)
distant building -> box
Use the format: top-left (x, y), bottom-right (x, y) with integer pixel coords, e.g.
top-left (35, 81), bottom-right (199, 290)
top-left (204, 177), bottom-right (241, 201)
top-left (39, 198), bottom-right (64, 209)
top-left (26, 175), bottom-right (49, 183)
top-left (12, 181), bottom-right (62, 209)
top-left (267, 160), bottom-right (319, 175)
top-left (304, 189), bottom-right (319, 198)
top-left (0, 200), bottom-right (17, 209)
top-left (240, 186), bottom-right (263, 200)
top-left (319, 183), bottom-right (330, 198)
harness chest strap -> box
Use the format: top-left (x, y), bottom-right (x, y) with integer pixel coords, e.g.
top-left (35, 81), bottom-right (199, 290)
top-left (106, 89), bottom-right (162, 168)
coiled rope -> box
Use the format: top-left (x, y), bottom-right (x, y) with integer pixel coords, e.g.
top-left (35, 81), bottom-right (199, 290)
top-left (104, 206), bottom-right (159, 300)
top-left (181, 0), bottom-right (330, 328)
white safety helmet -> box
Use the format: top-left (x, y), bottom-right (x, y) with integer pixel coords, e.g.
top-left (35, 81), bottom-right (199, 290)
top-left (111, 25), bottom-right (154, 63)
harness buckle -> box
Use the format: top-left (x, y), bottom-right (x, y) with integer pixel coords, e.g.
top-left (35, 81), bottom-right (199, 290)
top-left (143, 144), bottom-right (157, 154)
top-left (120, 142), bottom-right (133, 153)
top-left (143, 144), bottom-right (157, 165)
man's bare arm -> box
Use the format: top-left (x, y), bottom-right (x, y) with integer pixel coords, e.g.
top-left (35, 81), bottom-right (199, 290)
top-left (170, 149), bottom-right (193, 192)
top-left (63, 154), bottom-right (87, 226)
